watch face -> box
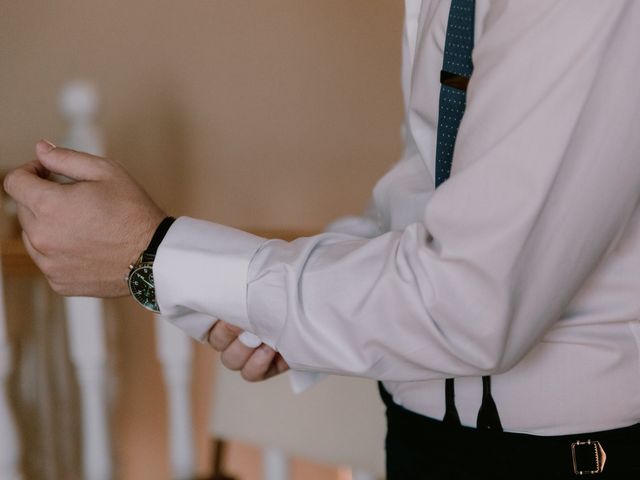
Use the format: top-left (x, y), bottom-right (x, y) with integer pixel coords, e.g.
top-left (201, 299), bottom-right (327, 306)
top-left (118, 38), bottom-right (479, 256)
top-left (128, 262), bottom-right (159, 313)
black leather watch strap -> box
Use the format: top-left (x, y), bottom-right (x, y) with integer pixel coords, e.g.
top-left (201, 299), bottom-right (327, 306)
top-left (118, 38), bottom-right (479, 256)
top-left (144, 216), bottom-right (175, 258)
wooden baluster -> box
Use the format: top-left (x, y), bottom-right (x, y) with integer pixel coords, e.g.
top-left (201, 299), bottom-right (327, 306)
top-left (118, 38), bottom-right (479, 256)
top-left (155, 317), bottom-right (195, 479)
top-left (66, 297), bottom-right (112, 480)
top-left (0, 256), bottom-right (21, 479)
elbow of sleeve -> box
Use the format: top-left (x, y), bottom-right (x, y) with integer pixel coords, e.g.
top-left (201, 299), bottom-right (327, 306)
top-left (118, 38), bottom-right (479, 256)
top-left (445, 312), bottom-right (521, 377)
top-left (464, 347), bottom-right (521, 377)
top-left (487, 353), bottom-right (515, 376)
top-left (475, 327), bottom-right (529, 376)
top-left (429, 335), bottom-right (508, 377)
top-left (447, 288), bottom-right (539, 376)
top-left (485, 305), bottom-right (557, 375)
top-left (471, 333), bottom-right (534, 376)
top-left (491, 342), bottom-right (537, 375)
top-left (464, 349), bottom-right (507, 376)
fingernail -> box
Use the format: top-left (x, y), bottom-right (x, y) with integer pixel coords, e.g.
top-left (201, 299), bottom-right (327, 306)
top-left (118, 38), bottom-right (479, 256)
top-left (238, 331), bottom-right (262, 348)
top-left (37, 139), bottom-right (56, 153)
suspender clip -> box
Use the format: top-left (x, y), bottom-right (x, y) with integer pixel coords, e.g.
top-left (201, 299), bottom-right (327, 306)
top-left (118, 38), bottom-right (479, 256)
top-left (440, 70), bottom-right (470, 91)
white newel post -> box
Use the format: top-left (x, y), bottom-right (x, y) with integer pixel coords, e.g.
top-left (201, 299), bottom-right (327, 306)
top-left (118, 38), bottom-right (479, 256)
top-left (155, 317), bottom-right (195, 480)
top-left (66, 297), bottom-right (112, 480)
top-left (0, 258), bottom-right (21, 479)
top-left (59, 80), bottom-right (112, 480)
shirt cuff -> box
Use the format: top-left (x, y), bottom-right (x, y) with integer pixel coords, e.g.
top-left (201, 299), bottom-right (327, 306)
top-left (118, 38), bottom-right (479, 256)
top-left (154, 216), bottom-right (266, 342)
top-left (288, 370), bottom-right (328, 394)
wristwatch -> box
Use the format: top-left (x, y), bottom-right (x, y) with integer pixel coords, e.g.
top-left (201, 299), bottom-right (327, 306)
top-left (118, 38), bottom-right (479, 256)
top-left (127, 216), bottom-right (175, 313)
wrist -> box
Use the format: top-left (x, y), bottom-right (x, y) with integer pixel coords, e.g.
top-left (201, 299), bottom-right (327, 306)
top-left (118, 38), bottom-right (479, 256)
top-left (127, 216), bottom-right (176, 313)
top-left (134, 212), bottom-right (166, 260)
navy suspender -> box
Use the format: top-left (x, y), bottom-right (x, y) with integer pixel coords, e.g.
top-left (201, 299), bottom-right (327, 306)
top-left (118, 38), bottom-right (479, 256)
top-left (436, 0), bottom-right (502, 431)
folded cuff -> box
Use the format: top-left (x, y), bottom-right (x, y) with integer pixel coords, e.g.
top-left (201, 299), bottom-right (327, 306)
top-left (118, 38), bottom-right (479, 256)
top-left (154, 216), bottom-right (266, 340)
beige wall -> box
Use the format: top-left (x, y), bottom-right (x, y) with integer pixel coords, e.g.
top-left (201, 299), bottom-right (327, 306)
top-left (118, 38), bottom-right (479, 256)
top-left (1, 1), bottom-right (404, 478)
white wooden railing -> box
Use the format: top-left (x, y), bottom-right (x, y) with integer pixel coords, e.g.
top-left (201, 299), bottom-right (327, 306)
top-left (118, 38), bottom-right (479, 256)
top-left (0, 80), bottom-right (200, 480)
top-left (0, 238), bottom-right (381, 480)
top-left (0, 235), bottom-right (198, 480)
top-left (0, 254), bottom-right (21, 480)
top-left (65, 297), bottom-right (111, 480)
top-left (155, 318), bottom-right (195, 480)
top-left (0, 80), bottom-right (382, 480)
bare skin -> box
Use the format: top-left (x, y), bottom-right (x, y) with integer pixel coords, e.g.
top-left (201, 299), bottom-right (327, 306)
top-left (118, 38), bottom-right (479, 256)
top-left (4, 140), bottom-right (288, 381)
top-left (208, 321), bottom-right (289, 381)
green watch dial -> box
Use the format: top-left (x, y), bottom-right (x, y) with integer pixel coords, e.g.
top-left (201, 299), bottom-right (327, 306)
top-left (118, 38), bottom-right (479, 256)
top-left (128, 262), bottom-right (159, 313)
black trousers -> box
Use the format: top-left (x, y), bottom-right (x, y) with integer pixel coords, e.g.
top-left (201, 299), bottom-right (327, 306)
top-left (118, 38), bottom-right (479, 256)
top-left (379, 384), bottom-right (640, 479)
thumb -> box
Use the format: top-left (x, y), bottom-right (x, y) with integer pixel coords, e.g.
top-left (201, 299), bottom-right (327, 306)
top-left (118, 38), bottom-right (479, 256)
top-left (35, 140), bottom-right (105, 181)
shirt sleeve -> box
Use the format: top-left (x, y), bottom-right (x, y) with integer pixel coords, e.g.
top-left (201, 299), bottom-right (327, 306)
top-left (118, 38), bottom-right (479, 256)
top-left (155, 1), bottom-right (640, 382)
top-left (244, 1), bottom-right (640, 380)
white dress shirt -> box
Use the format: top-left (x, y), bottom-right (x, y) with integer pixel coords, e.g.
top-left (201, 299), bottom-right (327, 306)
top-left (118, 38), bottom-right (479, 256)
top-left (155, 0), bottom-right (640, 435)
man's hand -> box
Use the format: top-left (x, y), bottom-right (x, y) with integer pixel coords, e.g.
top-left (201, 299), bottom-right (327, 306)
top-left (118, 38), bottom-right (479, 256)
top-left (207, 321), bottom-right (289, 382)
top-left (3, 140), bottom-right (166, 297)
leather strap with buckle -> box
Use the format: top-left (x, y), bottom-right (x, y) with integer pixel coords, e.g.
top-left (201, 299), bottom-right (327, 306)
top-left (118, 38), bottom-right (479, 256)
top-left (571, 440), bottom-right (607, 475)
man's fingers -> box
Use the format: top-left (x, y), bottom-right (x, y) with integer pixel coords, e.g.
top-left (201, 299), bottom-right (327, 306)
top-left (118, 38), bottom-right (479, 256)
top-left (24, 158), bottom-right (50, 179)
top-left (274, 353), bottom-right (290, 374)
top-left (220, 338), bottom-right (255, 371)
top-left (4, 160), bottom-right (55, 208)
top-left (255, 353), bottom-right (290, 381)
top-left (15, 204), bottom-right (35, 234)
top-left (208, 320), bottom-right (243, 351)
top-left (241, 345), bottom-right (278, 382)
top-left (35, 140), bottom-right (107, 181)
top-left (21, 230), bottom-right (46, 264)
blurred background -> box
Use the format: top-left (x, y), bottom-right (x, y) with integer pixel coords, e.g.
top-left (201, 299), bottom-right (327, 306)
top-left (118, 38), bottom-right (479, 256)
top-left (0, 1), bottom-right (404, 479)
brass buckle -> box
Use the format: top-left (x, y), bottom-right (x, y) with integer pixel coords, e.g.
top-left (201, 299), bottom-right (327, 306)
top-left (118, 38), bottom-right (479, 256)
top-left (571, 440), bottom-right (606, 475)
